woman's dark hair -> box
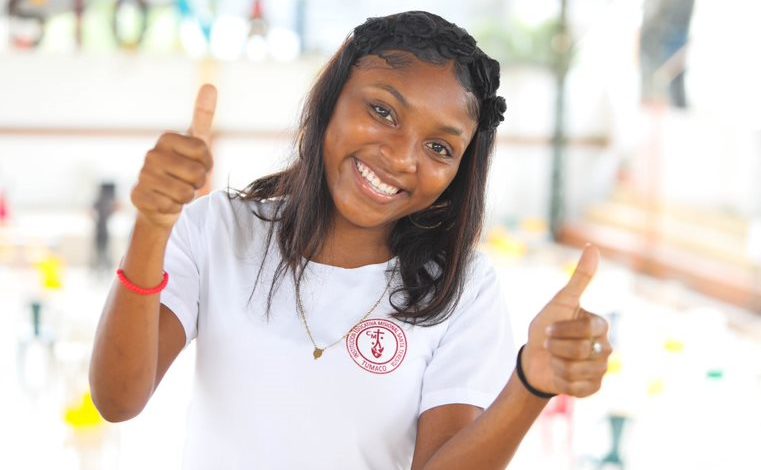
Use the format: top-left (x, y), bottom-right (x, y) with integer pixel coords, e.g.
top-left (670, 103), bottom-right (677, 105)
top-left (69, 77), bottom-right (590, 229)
top-left (230, 10), bottom-right (506, 326)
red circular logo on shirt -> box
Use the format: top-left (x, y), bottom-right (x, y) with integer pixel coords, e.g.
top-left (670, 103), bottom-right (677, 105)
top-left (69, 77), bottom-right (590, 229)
top-left (346, 318), bottom-right (407, 374)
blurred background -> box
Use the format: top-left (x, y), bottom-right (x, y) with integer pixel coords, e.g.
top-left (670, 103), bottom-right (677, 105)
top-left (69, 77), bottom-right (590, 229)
top-left (2, 0), bottom-right (760, 468)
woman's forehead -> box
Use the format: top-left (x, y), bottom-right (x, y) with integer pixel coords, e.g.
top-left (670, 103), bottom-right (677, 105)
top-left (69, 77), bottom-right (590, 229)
top-left (354, 52), bottom-right (450, 76)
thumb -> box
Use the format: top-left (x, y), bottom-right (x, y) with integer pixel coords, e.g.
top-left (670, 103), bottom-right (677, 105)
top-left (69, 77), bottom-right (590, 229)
top-left (562, 244), bottom-right (600, 301)
top-left (190, 83), bottom-right (217, 145)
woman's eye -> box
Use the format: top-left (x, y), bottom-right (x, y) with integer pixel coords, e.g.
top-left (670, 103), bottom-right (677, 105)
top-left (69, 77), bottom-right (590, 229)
top-left (371, 104), bottom-right (395, 123)
top-left (428, 142), bottom-right (452, 158)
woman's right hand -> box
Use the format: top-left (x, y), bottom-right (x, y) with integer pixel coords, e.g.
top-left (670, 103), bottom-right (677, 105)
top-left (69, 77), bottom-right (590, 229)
top-left (130, 84), bottom-right (217, 231)
top-left (91, 85), bottom-right (217, 422)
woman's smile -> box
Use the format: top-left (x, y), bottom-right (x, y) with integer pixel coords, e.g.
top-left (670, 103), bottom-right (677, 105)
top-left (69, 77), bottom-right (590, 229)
top-left (352, 157), bottom-right (406, 202)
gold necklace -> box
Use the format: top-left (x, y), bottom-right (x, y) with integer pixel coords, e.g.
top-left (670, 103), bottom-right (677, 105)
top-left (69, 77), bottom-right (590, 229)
top-left (296, 261), bottom-right (396, 360)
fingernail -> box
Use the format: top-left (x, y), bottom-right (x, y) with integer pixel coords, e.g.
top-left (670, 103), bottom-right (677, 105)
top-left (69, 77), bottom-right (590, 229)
top-left (545, 326), bottom-right (553, 336)
top-left (543, 340), bottom-right (549, 349)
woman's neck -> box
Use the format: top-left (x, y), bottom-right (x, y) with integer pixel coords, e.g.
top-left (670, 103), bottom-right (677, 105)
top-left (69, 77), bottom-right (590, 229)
top-left (313, 218), bottom-right (394, 268)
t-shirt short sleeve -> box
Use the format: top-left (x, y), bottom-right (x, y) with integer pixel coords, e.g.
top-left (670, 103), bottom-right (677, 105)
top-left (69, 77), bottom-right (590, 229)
top-left (159, 201), bottom-right (204, 347)
top-left (419, 254), bottom-right (516, 415)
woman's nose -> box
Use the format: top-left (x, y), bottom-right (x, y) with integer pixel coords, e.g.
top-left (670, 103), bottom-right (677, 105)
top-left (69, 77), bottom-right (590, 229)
top-left (379, 133), bottom-right (418, 174)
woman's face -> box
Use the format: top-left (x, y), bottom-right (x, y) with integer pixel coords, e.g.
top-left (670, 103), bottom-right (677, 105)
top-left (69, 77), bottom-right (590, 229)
top-left (323, 53), bottom-right (478, 234)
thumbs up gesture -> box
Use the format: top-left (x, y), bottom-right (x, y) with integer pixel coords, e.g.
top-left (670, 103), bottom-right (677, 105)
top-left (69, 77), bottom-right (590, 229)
top-left (521, 245), bottom-right (611, 397)
top-left (130, 84), bottom-right (217, 231)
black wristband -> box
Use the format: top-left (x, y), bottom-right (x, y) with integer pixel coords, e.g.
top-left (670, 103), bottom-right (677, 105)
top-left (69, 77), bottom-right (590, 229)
top-left (516, 344), bottom-right (557, 399)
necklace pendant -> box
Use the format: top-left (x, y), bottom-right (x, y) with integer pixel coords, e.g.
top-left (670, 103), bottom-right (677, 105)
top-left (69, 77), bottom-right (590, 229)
top-left (313, 348), bottom-right (324, 359)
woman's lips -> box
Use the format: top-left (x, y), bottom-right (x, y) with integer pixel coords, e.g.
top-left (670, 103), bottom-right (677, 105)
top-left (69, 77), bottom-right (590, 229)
top-left (352, 157), bottom-right (406, 203)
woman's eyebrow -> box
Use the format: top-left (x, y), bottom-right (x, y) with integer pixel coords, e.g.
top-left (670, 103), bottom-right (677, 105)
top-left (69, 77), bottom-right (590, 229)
top-left (371, 83), bottom-right (464, 137)
top-left (372, 83), bottom-right (409, 108)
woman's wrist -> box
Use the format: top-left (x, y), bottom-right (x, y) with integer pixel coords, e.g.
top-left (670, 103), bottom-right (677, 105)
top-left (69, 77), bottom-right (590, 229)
top-left (515, 344), bottom-right (557, 399)
top-left (134, 212), bottom-right (175, 240)
top-left (119, 215), bottom-right (173, 288)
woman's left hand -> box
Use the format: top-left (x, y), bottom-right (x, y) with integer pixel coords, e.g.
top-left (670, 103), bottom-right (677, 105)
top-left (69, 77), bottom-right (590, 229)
top-left (522, 245), bottom-right (612, 398)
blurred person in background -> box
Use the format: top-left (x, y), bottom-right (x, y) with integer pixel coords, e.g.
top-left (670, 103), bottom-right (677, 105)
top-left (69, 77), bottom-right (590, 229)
top-left (89, 11), bottom-right (611, 469)
top-left (91, 181), bottom-right (118, 274)
top-left (639, 0), bottom-right (695, 108)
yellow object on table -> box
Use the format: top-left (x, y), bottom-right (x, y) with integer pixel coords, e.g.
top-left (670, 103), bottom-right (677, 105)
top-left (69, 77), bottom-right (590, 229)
top-left (64, 392), bottom-right (105, 430)
top-left (36, 255), bottom-right (64, 291)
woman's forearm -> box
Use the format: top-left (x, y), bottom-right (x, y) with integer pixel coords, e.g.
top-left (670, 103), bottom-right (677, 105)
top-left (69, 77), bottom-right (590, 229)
top-left (422, 371), bottom-right (549, 470)
top-left (88, 215), bottom-right (172, 422)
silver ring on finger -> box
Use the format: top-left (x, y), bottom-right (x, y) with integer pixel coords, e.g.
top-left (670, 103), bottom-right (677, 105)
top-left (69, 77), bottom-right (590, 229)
top-left (590, 339), bottom-right (604, 358)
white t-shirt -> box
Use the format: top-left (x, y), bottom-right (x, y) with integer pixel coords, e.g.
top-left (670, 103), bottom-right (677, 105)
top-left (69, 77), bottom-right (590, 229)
top-left (160, 190), bottom-right (516, 470)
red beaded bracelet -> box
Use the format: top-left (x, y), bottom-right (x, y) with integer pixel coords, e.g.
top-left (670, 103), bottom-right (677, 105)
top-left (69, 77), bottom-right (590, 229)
top-left (116, 269), bottom-right (169, 295)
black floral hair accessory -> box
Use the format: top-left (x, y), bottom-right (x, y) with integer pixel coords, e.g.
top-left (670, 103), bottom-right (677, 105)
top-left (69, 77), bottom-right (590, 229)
top-left (351, 11), bottom-right (506, 131)
top-left (481, 96), bottom-right (507, 130)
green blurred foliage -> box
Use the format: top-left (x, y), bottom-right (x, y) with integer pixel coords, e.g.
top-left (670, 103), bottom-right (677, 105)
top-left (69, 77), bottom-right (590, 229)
top-left (475, 18), bottom-right (568, 68)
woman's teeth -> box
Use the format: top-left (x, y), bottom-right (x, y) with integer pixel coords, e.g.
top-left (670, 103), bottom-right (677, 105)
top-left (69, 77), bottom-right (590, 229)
top-left (355, 159), bottom-right (400, 196)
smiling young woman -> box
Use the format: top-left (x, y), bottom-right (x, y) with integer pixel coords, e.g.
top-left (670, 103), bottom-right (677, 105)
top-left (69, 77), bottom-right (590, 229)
top-left (89, 10), bottom-right (612, 470)
top-left (321, 53), bottom-right (478, 265)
